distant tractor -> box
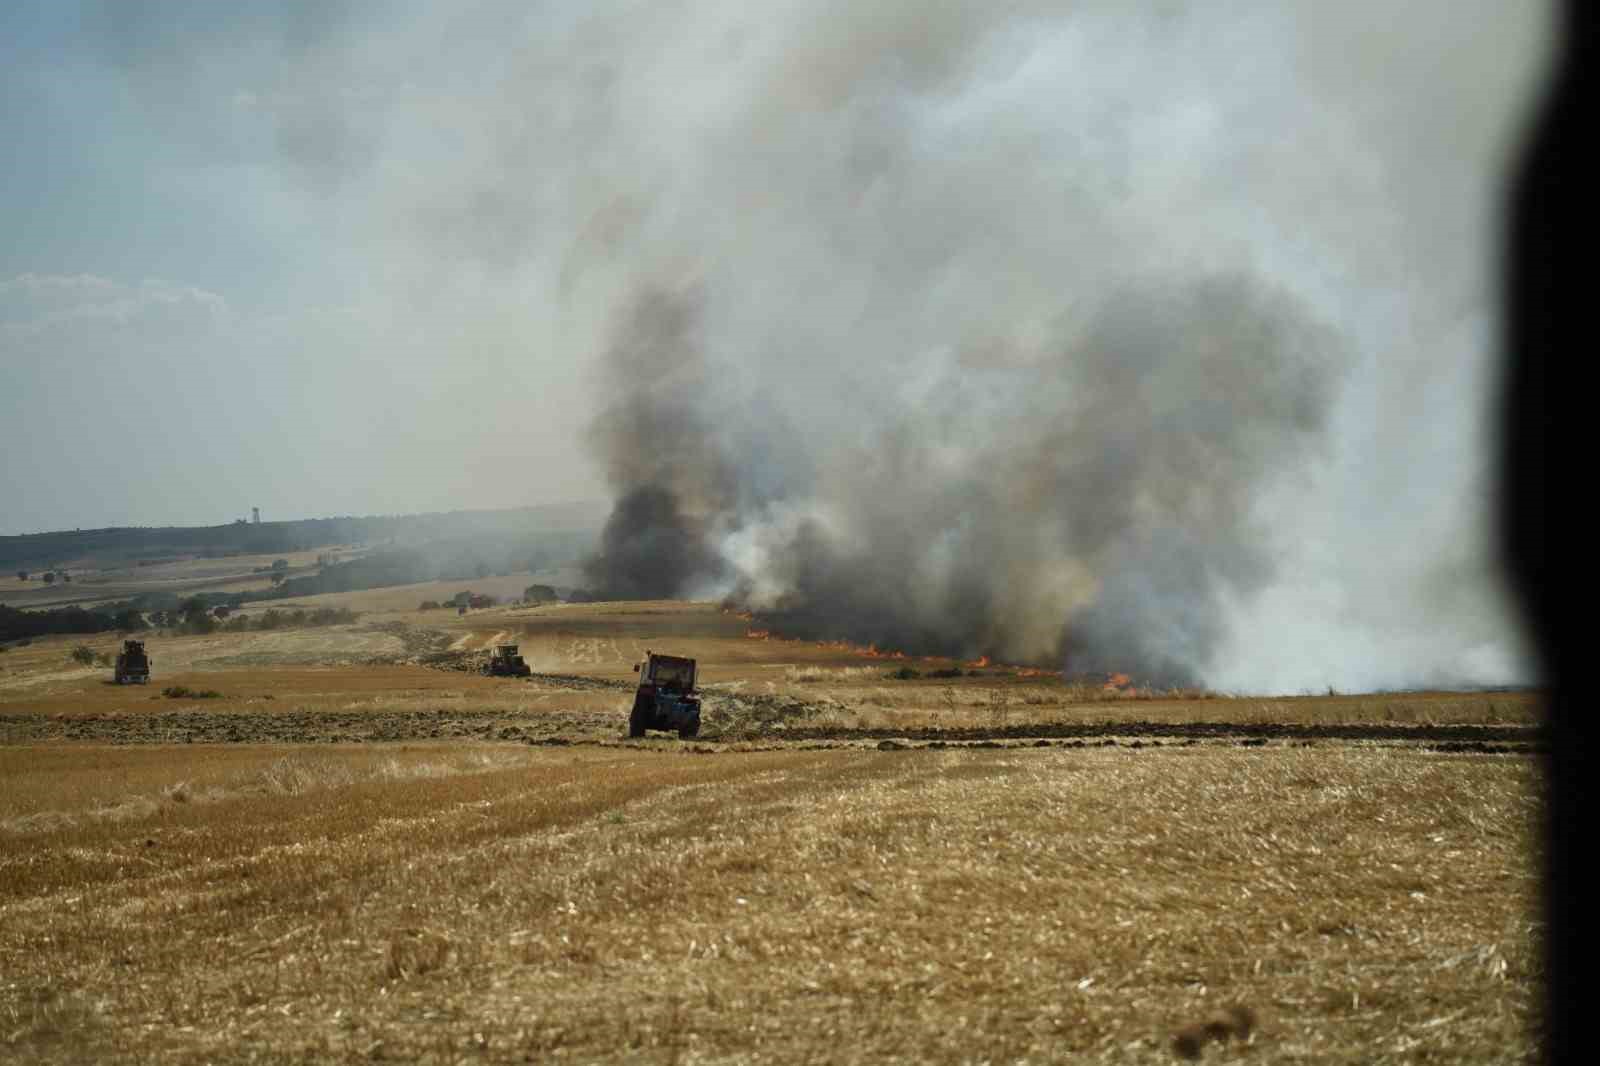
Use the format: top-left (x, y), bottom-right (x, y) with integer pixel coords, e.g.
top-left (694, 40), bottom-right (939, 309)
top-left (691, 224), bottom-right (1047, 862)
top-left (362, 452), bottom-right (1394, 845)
top-left (114, 640), bottom-right (151, 684)
top-left (628, 651), bottom-right (701, 739)
top-left (483, 643), bottom-right (532, 678)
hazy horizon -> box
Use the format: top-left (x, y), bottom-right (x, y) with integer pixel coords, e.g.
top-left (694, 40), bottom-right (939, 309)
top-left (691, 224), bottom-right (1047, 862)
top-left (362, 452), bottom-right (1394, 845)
top-left (2, 2), bottom-right (1555, 690)
top-left (0, 498), bottom-right (610, 540)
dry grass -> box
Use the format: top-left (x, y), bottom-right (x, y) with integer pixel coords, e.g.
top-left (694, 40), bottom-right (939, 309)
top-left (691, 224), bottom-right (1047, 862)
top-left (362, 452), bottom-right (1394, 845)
top-left (3, 601), bottom-right (1541, 732)
top-left (265, 572), bottom-right (549, 613)
top-left (0, 548), bottom-right (342, 610)
top-left (0, 598), bottom-right (1546, 1061)
top-left (1, 604), bottom-right (1540, 753)
top-left (0, 742), bottom-right (1541, 1063)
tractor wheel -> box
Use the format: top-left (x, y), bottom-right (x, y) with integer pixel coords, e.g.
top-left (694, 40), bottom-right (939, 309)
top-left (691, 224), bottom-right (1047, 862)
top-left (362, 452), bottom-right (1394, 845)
top-left (628, 696), bottom-right (649, 738)
top-left (678, 718), bottom-right (700, 740)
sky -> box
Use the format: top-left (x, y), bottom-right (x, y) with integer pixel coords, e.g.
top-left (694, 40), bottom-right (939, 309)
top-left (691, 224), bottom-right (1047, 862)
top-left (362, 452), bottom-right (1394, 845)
top-left (0, 2), bottom-right (1556, 690)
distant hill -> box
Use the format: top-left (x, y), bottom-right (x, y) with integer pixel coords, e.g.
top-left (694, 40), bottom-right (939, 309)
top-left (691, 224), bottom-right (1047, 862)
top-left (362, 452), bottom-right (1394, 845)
top-left (0, 501), bottom-right (608, 572)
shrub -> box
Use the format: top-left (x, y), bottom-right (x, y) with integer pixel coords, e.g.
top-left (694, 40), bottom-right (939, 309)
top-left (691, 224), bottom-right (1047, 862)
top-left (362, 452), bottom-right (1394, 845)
top-left (419, 600), bottom-right (441, 611)
top-left (885, 666), bottom-right (922, 680)
top-left (162, 686), bottom-right (222, 699)
top-left (113, 608), bottom-right (148, 632)
top-left (70, 645), bottom-right (97, 666)
top-left (308, 607), bottom-right (355, 627)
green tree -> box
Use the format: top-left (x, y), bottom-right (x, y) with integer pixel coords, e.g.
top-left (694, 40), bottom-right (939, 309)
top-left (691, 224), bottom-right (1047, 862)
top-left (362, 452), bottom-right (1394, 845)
top-left (179, 597), bottom-right (214, 634)
top-left (42, 572), bottom-right (55, 585)
top-left (113, 609), bottom-right (147, 633)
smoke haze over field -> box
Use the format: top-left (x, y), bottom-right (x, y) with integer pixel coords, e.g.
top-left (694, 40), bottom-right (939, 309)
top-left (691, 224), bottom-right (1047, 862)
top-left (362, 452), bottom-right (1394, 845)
top-left (585, 277), bottom-right (1340, 685)
top-left (1, 2), bottom-right (1552, 691)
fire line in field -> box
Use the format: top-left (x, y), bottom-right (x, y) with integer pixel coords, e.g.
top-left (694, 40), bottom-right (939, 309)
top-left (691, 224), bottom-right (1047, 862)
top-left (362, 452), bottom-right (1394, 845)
top-left (720, 606), bottom-right (1128, 683)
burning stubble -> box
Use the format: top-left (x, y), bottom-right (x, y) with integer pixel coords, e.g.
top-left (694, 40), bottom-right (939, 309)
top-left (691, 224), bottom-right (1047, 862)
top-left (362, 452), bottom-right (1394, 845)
top-left (563, 3), bottom-right (1545, 691)
top-left (585, 276), bottom-right (1338, 686)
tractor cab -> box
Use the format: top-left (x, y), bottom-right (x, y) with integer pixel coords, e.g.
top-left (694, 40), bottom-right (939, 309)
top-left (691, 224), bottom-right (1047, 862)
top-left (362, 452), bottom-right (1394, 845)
top-left (629, 651), bottom-right (701, 738)
top-left (483, 643), bottom-right (532, 677)
top-left (114, 640), bottom-right (150, 684)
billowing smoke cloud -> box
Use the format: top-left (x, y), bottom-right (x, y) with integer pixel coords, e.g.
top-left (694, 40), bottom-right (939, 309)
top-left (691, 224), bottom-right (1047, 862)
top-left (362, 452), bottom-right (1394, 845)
top-left (583, 286), bottom-right (734, 599)
top-left (568, 3), bottom-right (1549, 688)
top-left (584, 274), bottom-right (1340, 683)
top-left (9, 1), bottom-right (1550, 690)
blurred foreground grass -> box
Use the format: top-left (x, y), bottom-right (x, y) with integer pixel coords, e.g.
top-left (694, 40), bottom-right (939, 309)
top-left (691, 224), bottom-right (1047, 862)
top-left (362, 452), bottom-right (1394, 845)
top-left (0, 741), bottom-right (1540, 1064)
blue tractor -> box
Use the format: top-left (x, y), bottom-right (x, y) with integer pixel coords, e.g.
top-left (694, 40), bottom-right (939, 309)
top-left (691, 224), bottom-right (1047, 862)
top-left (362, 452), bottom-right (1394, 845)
top-left (628, 651), bottom-right (702, 739)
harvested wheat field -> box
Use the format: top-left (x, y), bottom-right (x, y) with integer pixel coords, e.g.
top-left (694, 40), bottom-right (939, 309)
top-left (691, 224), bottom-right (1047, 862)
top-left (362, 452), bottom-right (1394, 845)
top-left (1, 598), bottom-right (1546, 1063)
top-left (0, 743), bottom-right (1542, 1063)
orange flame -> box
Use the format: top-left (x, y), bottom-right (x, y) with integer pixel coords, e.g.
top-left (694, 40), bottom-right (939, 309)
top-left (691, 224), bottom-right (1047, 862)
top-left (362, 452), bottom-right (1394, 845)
top-left (746, 629), bottom-right (771, 640)
top-left (1103, 672), bottom-right (1132, 691)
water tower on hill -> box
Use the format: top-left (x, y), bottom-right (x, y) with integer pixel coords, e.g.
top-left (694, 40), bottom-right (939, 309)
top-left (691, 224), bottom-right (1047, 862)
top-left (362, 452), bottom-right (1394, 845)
top-left (252, 507), bottom-right (260, 525)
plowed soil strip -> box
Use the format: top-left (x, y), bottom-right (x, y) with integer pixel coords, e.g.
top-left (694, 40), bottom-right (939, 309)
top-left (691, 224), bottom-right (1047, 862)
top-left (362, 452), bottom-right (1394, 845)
top-left (0, 710), bottom-right (1542, 748)
top-left (771, 720), bottom-right (1542, 744)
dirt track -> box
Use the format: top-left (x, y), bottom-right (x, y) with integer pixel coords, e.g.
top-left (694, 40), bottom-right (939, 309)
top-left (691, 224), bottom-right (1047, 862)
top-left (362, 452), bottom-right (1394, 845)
top-left (0, 704), bottom-right (1543, 751)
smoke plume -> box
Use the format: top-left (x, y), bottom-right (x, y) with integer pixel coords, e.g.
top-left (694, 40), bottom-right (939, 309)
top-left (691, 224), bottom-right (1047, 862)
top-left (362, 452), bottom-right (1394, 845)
top-left (25, 1), bottom-right (1545, 690)
top-left (585, 275), bottom-right (1340, 683)
top-left (573, 2), bottom-right (1549, 689)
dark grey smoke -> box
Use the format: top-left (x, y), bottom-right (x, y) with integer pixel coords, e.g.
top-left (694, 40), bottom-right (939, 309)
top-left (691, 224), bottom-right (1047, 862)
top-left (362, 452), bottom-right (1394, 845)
top-left (51, 1), bottom-right (1535, 691)
top-left (546, 3), bottom-right (1547, 691)
top-left (585, 275), bottom-right (1338, 684)
top-left (584, 485), bottom-right (725, 600)
top-left (583, 286), bottom-right (733, 600)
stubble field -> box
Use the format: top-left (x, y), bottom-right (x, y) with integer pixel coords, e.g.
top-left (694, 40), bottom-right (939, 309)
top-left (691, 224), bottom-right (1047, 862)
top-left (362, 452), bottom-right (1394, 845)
top-left (0, 595), bottom-right (1545, 1062)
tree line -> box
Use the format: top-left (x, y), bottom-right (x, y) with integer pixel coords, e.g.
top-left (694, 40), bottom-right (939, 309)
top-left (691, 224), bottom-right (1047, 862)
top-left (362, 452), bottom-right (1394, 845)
top-left (1, 599), bottom-right (360, 644)
top-left (0, 602), bottom-right (143, 643)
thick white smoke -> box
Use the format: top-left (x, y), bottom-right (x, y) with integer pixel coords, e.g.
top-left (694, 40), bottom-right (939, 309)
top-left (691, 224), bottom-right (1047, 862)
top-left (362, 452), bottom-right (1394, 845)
top-left (565, 2), bottom-right (1550, 689)
top-left (65, 1), bottom-right (1550, 690)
